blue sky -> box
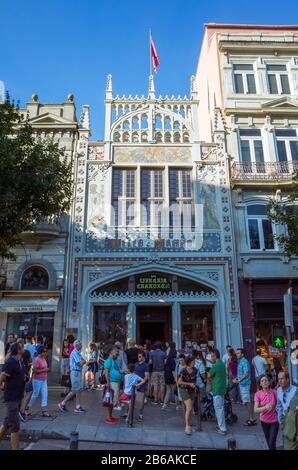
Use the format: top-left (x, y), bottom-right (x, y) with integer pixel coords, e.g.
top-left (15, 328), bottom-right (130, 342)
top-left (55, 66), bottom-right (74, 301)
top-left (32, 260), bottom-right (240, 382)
top-left (1, 0), bottom-right (298, 139)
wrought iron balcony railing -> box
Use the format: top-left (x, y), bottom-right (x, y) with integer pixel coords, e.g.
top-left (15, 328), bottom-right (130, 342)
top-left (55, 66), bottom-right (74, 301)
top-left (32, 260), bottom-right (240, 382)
top-left (231, 160), bottom-right (298, 182)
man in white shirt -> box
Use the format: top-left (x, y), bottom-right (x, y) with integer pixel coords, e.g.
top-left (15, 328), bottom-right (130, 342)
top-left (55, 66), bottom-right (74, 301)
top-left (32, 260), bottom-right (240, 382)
top-left (251, 349), bottom-right (268, 380)
top-left (24, 336), bottom-right (36, 360)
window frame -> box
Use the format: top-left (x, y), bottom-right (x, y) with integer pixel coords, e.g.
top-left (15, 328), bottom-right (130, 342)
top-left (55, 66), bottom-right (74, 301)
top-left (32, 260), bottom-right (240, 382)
top-left (246, 204), bottom-right (276, 251)
top-left (238, 129), bottom-right (265, 164)
top-left (112, 168), bottom-right (137, 228)
top-left (275, 128), bottom-right (298, 163)
top-left (266, 64), bottom-right (291, 95)
top-left (232, 63), bottom-right (257, 95)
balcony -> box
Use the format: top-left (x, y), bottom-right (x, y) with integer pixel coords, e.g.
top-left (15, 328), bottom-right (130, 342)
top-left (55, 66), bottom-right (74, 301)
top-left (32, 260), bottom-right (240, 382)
top-left (21, 216), bottom-right (61, 242)
top-left (231, 161), bottom-right (298, 186)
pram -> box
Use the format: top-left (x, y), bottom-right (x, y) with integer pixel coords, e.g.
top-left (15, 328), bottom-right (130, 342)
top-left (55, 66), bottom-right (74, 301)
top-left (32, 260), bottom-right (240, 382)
top-left (201, 384), bottom-right (238, 425)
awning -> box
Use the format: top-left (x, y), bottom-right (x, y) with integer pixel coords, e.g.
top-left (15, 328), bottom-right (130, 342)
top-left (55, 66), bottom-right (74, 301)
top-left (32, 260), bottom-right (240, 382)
top-left (0, 297), bottom-right (59, 313)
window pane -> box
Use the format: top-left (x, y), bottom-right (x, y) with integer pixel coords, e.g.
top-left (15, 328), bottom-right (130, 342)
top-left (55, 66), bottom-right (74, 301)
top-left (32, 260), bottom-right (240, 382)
top-left (239, 129), bottom-right (261, 136)
top-left (141, 169), bottom-right (150, 199)
top-left (268, 74), bottom-right (278, 94)
top-left (182, 170), bottom-right (191, 198)
top-left (280, 74), bottom-right (290, 94)
top-left (290, 141), bottom-right (298, 161)
top-left (247, 205), bottom-right (267, 216)
top-left (126, 201), bottom-right (134, 225)
top-left (247, 74), bottom-right (256, 93)
top-left (126, 170), bottom-right (135, 197)
top-left (240, 140), bottom-right (251, 163)
top-left (267, 64), bottom-right (287, 71)
top-left (248, 219), bottom-right (260, 249)
top-left (275, 129), bottom-right (297, 137)
top-left (154, 170), bottom-right (163, 197)
top-left (169, 170), bottom-right (179, 201)
top-left (234, 74), bottom-right (244, 93)
top-left (233, 64), bottom-right (253, 71)
top-left (277, 141), bottom-right (287, 162)
top-left (254, 140), bottom-right (264, 163)
top-left (112, 169), bottom-right (123, 198)
top-left (262, 220), bottom-right (274, 249)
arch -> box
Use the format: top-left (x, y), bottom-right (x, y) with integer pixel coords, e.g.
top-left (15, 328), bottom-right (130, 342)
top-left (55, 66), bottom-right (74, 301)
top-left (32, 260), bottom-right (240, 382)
top-left (165, 132), bottom-right (172, 143)
top-left (113, 131), bottom-right (120, 142)
top-left (14, 259), bottom-right (56, 290)
top-left (141, 114), bottom-right (148, 129)
top-left (174, 132), bottom-right (181, 143)
top-left (141, 132), bottom-right (148, 142)
top-left (123, 131), bottom-right (129, 142)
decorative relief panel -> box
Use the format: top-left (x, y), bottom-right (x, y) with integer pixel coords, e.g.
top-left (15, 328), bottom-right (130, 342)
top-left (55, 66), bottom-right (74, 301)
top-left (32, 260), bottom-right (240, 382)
top-left (113, 146), bottom-right (191, 163)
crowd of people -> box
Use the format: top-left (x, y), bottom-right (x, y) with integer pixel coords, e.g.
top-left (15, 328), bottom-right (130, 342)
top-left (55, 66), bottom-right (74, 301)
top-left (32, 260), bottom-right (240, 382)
top-left (0, 333), bottom-right (297, 450)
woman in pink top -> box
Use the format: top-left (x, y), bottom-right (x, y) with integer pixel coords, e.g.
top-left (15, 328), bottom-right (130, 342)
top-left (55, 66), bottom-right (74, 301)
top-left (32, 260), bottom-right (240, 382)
top-left (254, 374), bottom-right (279, 450)
top-left (27, 346), bottom-right (51, 417)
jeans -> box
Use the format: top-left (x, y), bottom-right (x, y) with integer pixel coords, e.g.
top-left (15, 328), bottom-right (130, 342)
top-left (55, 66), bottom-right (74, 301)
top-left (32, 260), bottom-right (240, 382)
top-left (28, 379), bottom-right (48, 409)
top-left (260, 421), bottom-right (279, 450)
top-left (213, 395), bottom-right (227, 432)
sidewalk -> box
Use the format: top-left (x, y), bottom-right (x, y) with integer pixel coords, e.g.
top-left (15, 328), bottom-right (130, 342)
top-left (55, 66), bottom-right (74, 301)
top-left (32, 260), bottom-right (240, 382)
top-left (0, 387), bottom-right (283, 450)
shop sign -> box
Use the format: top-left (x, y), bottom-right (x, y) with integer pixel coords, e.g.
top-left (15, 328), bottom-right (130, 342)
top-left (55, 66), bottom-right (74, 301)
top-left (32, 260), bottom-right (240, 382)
top-left (0, 298), bottom-right (58, 313)
top-left (136, 274), bottom-right (171, 292)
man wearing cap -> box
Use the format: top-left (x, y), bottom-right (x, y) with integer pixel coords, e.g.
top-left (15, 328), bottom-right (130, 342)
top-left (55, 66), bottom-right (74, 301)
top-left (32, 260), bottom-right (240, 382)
top-left (58, 339), bottom-right (86, 413)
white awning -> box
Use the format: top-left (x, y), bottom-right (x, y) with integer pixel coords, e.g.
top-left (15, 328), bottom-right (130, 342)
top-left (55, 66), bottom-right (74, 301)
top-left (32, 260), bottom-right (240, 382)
top-left (0, 297), bottom-right (59, 313)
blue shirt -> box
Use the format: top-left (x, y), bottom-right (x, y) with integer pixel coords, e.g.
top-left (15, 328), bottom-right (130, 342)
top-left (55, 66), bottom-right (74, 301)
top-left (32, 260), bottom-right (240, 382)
top-left (70, 348), bottom-right (84, 371)
top-left (104, 357), bottom-right (122, 383)
top-left (237, 357), bottom-right (251, 387)
top-left (134, 361), bottom-right (149, 392)
top-left (195, 359), bottom-right (206, 388)
top-left (276, 385), bottom-right (296, 423)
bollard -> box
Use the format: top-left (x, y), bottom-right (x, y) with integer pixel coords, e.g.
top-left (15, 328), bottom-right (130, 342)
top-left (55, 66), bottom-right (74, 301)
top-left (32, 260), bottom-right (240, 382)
top-left (196, 390), bottom-right (202, 432)
top-left (227, 438), bottom-right (236, 450)
top-left (69, 431), bottom-right (79, 450)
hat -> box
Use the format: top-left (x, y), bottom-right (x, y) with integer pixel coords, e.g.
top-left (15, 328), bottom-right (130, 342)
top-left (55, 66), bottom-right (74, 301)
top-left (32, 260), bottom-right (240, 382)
top-left (73, 339), bottom-right (81, 347)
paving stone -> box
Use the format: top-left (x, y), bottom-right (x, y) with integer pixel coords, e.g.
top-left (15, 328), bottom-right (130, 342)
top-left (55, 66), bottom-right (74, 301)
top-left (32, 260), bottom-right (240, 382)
top-left (76, 424), bottom-right (97, 441)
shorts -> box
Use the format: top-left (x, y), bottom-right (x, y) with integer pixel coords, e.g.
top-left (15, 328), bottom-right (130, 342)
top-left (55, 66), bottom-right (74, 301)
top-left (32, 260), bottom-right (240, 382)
top-left (25, 382), bottom-right (33, 393)
top-left (70, 370), bottom-right (83, 392)
top-left (179, 387), bottom-right (195, 402)
top-left (60, 358), bottom-right (69, 372)
top-left (119, 392), bottom-right (131, 402)
top-left (151, 371), bottom-right (165, 388)
top-left (4, 401), bottom-right (21, 433)
top-left (87, 363), bottom-right (99, 373)
top-left (239, 384), bottom-right (251, 404)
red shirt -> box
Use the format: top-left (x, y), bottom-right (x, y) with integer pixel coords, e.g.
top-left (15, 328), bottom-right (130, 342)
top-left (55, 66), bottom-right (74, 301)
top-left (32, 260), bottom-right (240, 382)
top-left (254, 389), bottom-right (278, 423)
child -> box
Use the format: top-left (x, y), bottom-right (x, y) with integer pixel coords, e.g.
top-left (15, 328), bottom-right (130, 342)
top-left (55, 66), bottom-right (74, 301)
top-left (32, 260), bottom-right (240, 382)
top-left (85, 342), bottom-right (99, 390)
top-left (119, 363), bottom-right (145, 423)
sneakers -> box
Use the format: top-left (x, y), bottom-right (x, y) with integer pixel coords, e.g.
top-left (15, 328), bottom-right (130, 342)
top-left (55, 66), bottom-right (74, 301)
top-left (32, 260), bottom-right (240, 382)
top-left (105, 418), bottom-right (118, 425)
top-left (120, 413), bottom-right (128, 419)
top-left (161, 404), bottom-right (167, 411)
top-left (176, 405), bottom-right (181, 411)
top-left (113, 405), bottom-right (122, 411)
top-left (153, 401), bottom-right (159, 405)
top-left (58, 402), bottom-right (68, 413)
top-left (19, 411), bottom-right (26, 422)
top-left (144, 397), bottom-right (147, 404)
top-left (138, 414), bottom-right (144, 421)
top-left (74, 406), bottom-right (86, 413)
top-left (216, 428), bottom-right (227, 435)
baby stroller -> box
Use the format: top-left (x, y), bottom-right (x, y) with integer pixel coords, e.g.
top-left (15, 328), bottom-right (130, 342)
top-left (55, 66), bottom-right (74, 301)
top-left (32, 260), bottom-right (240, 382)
top-left (201, 384), bottom-right (238, 425)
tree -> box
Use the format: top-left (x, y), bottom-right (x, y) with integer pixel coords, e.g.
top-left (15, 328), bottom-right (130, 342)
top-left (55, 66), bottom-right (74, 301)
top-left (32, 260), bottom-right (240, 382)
top-left (268, 172), bottom-right (298, 256)
top-left (0, 95), bottom-right (72, 260)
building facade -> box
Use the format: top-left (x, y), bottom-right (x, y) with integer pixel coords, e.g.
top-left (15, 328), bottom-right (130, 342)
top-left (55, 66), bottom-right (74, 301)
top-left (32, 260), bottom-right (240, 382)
top-left (64, 75), bottom-right (242, 357)
top-left (0, 94), bottom-right (79, 375)
top-left (197, 24), bottom-right (298, 360)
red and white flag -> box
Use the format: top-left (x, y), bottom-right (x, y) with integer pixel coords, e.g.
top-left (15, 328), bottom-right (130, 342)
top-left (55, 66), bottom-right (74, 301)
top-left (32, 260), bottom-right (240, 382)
top-left (150, 32), bottom-right (160, 73)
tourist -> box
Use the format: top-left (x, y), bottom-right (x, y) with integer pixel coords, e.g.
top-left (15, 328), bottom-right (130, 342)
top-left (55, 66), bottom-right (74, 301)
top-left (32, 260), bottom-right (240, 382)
top-left (193, 350), bottom-right (206, 403)
top-left (143, 343), bottom-right (150, 362)
top-left (0, 342), bottom-right (25, 450)
top-left (134, 351), bottom-right (149, 420)
top-left (24, 336), bottom-right (35, 361)
top-left (104, 347), bottom-right (126, 411)
top-left (149, 341), bottom-right (166, 405)
top-left (252, 349), bottom-right (268, 384)
top-left (222, 345), bottom-right (232, 370)
top-left (162, 348), bottom-right (177, 410)
top-left (33, 336), bottom-right (44, 358)
top-left (67, 335), bottom-right (75, 355)
top-left (283, 380), bottom-right (298, 450)
top-left (4, 334), bottom-right (15, 356)
top-left (115, 341), bottom-right (128, 371)
top-left (254, 374), bottom-right (279, 450)
top-left (125, 339), bottom-right (139, 365)
top-left (276, 371), bottom-right (296, 443)
top-left (27, 346), bottom-right (51, 417)
top-left (227, 348), bottom-right (239, 402)
top-left (177, 355), bottom-right (197, 435)
top-left (85, 341), bottom-right (99, 390)
top-left (58, 339), bottom-right (86, 413)
top-left (19, 349), bottom-right (33, 421)
top-left (205, 345), bottom-right (214, 371)
top-left (119, 363), bottom-right (145, 423)
top-left (208, 349), bottom-right (227, 435)
top-left (60, 337), bottom-right (70, 396)
top-left (175, 354), bottom-right (186, 410)
top-left (234, 348), bottom-right (256, 426)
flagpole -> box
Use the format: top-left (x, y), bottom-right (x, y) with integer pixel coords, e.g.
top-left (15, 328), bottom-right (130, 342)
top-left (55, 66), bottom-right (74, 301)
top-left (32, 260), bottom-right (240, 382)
top-left (149, 29), bottom-right (152, 76)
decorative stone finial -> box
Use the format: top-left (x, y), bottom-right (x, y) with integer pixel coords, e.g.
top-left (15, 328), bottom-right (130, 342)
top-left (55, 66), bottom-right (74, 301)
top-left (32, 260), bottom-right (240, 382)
top-left (79, 105), bottom-right (91, 133)
top-left (31, 94), bottom-right (38, 102)
top-left (105, 74), bottom-right (113, 99)
top-left (67, 94), bottom-right (74, 102)
top-left (148, 75), bottom-right (155, 99)
top-left (190, 75), bottom-right (198, 99)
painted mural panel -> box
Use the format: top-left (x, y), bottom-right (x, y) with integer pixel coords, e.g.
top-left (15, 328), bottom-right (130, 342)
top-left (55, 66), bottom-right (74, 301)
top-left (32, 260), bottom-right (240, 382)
top-left (113, 146), bottom-right (191, 163)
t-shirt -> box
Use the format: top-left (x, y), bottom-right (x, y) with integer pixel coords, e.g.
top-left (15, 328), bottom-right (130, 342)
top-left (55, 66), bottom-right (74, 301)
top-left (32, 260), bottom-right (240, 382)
top-left (254, 389), bottom-right (278, 424)
top-left (24, 343), bottom-right (36, 360)
top-left (179, 367), bottom-right (198, 391)
top-left (222, 353), bottom-right (230, 368)
top-left (164, 356), bottom-right (176, 385)
top-left (134, 361), bottom-right (149, 392)
top-left (104, 357), bottom-right (122, 383)
top-left (124, 373), bottom-right (142, 395)
top-left (252, 355), bottom-right (267, 378)
top-left (194, 359), bottom-right (206, 388)
top-left (209, 360), bottom-right (226, 397)
top-left (2, 356), bottom-right (25, 402)
top-left (32, 356), bottom-right (48, 381)
top-left (237, 357), bottom-right (251, 387)
top-left (150, 349), bottom-right (166, 372)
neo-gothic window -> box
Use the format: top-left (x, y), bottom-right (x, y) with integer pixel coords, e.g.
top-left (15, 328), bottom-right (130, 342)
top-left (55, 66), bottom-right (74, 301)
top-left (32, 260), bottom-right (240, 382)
top-left (247, 205), bottom-right (274, 250)
top-left (239, 129), bottom-right (264, 167)
top-left (21, 266), bottom-right (49, 290)
top-left (112, 169), bottom-right (136, 227)
top-left (267, 65), bottom-right (290, 94)
top-left (141, 169), bottom-right (164, 234)
top-left (275, 129), bottom-right (298, 165)
top-left (233, 64), bottom-right (256, 94)
top-left (169, 169), bottom-right (194, 236)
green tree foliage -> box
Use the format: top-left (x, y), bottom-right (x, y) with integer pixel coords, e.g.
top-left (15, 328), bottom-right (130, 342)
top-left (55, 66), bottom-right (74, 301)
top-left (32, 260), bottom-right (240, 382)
top-left (0, 95), bottom-right (72, 259)
top-left (268, 172), bottom-right (298, 256)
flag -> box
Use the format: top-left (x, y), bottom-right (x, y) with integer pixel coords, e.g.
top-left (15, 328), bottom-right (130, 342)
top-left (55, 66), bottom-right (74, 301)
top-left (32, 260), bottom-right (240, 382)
top-left (150, 32), bottom-right (160, 73)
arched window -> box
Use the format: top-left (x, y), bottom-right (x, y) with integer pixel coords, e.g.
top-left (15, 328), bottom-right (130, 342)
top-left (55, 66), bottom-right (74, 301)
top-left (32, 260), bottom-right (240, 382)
top-left (123, 132), bottom-right (130, 142)
top-left (156, 132), bottom-right (163, 143)
top-left (183, 132), bottom-right (190, 143)
top-left (141, 132), bottom-right (148, 142)
top-left (113, 132), bottom-right (120, 142)
top-left (123, 120), bottom-right (130, 130)
top-left (21, 266), bottom-right (49, 290)
top-left (132, 116), bottom-right (139, 129)
top-left (155, 115), bottom-right (162, 129)
top-left (174, 132), bottom-right (181, 143)
top-left (165, 132), bottom-right (172, 143)
top-left (141, 115), bottom-right (148, 129)
top-left (246, 204), bottom-right (274, 250)
top-left (165, 116), bottom-right (171, 130)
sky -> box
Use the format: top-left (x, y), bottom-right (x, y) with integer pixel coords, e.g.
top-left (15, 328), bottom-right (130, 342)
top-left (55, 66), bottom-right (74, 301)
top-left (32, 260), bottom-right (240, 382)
top-left (1, 0), bottom-right (298, 139)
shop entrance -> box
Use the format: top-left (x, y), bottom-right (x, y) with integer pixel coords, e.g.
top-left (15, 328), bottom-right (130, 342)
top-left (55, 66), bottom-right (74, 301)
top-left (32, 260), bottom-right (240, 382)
top-left (137, 305), bottom-right (171, 345)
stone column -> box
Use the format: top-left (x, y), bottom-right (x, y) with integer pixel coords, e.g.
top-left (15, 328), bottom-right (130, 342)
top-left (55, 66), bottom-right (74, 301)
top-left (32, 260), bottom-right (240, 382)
top-left (172, 302), bottom-right (181, 349)
top-left (127, 302), bottom-right (136, 342)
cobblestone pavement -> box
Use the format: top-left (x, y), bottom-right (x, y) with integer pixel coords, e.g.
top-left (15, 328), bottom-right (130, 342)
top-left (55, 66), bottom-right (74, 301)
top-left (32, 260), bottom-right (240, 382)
top-left (0, 387), bottom-right (283, 450)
